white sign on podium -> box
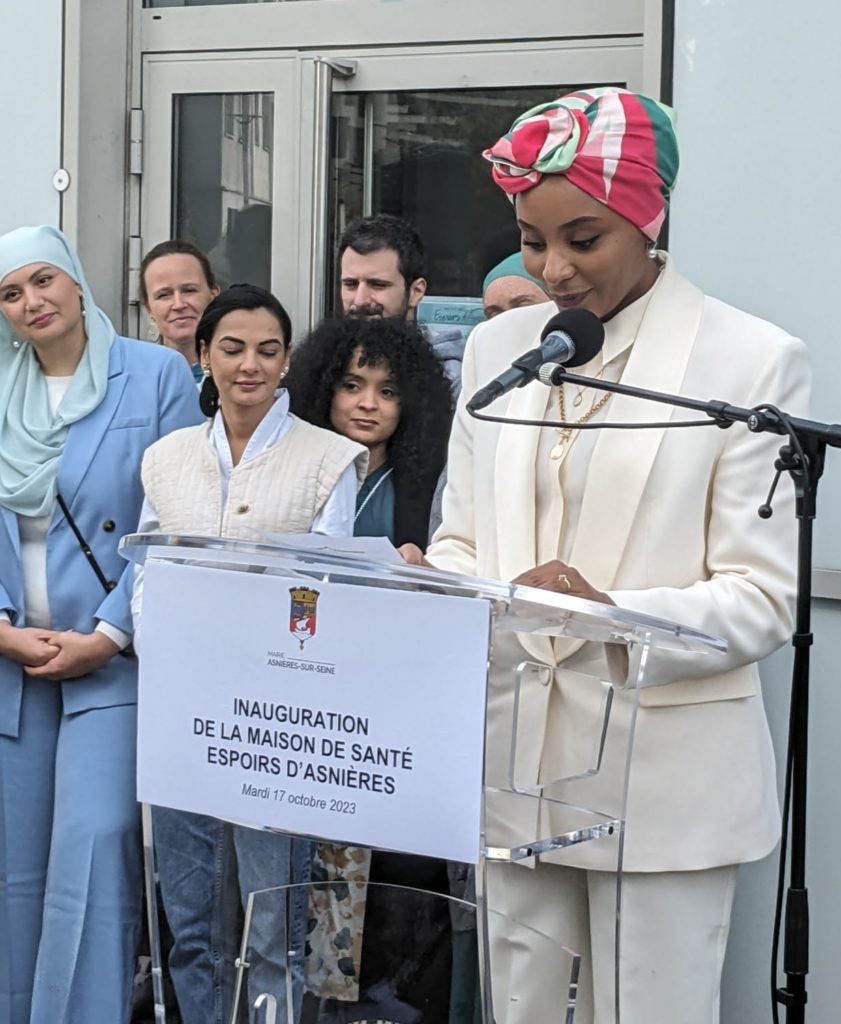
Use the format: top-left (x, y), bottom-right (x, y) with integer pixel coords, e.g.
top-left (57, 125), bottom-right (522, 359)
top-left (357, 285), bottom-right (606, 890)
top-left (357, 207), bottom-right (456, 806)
top-left (137, 558), bottom-right (491, 863)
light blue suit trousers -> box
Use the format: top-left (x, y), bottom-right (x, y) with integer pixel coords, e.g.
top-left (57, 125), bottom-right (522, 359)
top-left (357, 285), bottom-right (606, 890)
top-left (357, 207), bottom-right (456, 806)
top-left (0, 682), bottom-right (141, 1023)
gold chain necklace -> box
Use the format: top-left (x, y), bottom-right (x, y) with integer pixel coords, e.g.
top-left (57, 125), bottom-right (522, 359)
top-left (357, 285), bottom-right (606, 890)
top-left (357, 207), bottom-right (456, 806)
top-left (549, 377), bottom-right (612, 460)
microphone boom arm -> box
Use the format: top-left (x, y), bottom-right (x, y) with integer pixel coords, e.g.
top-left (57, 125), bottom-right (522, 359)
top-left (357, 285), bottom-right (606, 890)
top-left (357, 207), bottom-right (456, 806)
top-left (541, 363), bottom-right (841, 448)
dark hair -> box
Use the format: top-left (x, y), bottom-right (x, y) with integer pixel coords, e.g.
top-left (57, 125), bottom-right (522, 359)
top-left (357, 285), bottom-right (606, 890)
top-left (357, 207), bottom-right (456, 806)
top-left (286, 318), bottom-right (453, 488)
top-left (196, 284), bottom-right (293, 417)
top-left (337, 215), bottom-right (427, 288)
top-left (139, 239), bottom-right (217, 307)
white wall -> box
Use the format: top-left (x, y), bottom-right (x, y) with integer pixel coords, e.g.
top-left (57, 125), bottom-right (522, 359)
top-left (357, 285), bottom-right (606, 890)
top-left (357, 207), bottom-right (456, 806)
top-left (0, 0), bottom-right (128, 323)
top-left (0, 1), bottom-right (63, 231)
top-left (70, 0), bottom-right (131, 327)
top-left (671, 0), bottom-right (841, 570)
top-left (671, 2), bottom-right (841, 1021)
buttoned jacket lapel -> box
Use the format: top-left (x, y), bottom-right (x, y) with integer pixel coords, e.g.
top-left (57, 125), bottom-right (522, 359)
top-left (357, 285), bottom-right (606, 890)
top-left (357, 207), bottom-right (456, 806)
top-left (553, 259), bottom-right (706, 664)
top-left (52, 339), bottom-right (127, 516)
top-left (1, 345), bottom-right (126, 585)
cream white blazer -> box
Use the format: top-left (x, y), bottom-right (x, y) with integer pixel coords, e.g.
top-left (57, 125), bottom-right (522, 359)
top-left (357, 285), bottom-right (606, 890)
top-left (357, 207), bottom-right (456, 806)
top-left (427, 257), bottom-right (811, 871)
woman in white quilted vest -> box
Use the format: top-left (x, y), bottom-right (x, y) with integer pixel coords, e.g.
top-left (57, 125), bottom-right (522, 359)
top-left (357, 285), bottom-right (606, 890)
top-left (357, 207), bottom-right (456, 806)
top-left (132, 284), bottom-right (367, 1024)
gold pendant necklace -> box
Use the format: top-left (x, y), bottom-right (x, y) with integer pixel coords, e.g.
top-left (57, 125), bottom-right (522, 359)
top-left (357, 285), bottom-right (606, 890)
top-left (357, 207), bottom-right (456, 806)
top-left (550, 430), bottom-right (574, 461)
top-left (550, 377), bottom-right (612, 460)
top-left (571, 366), bottom-right (604, 408)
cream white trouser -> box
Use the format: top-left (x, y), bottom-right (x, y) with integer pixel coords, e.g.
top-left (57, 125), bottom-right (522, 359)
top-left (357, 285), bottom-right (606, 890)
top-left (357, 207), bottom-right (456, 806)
top-left (486, 860), bottom-right (738, 1024)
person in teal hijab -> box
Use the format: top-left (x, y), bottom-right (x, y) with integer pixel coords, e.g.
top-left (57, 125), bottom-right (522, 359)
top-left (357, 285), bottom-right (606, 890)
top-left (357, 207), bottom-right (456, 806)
top-left (0, 225), bottom-right (202, 1023)
top-left (482, 252), bottom-right (547, 320)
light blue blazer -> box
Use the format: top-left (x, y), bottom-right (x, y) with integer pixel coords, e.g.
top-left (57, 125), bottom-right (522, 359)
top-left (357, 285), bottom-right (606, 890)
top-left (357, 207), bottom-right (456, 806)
top-left (0, 337), bottom-right (203, 737)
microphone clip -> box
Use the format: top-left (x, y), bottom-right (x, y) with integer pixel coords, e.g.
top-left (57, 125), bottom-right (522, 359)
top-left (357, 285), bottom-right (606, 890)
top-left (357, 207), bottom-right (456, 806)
top-left (537, 362), bottom-right (567, 388)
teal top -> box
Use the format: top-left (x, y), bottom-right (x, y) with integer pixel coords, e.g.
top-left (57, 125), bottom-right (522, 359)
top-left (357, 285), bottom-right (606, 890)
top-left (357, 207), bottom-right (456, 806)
top-left (354, 464), bottom-right (395, 542)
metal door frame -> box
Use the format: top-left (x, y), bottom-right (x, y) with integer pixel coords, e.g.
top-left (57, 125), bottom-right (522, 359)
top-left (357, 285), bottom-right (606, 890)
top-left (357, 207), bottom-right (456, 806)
top-left (138, 54), bottom-right (300, 336)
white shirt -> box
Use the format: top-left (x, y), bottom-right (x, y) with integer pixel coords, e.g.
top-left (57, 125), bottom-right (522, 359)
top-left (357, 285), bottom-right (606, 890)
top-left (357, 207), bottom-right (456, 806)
top-left (17, 377), bottom-right (70, 629)
top-left (131, 392), bottom-right (357, 647)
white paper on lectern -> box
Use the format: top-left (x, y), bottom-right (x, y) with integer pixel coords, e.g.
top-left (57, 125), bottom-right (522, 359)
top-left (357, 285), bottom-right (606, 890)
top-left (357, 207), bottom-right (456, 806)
top-left (250, 530), bottom-right (405, 565)
top-left (137, 559), bottom-right (490, 863)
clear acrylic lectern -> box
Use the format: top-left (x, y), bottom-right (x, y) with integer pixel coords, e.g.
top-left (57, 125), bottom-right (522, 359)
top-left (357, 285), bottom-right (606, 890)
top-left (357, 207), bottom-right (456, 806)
top-left (120, 533), bottom-right (725, 1024)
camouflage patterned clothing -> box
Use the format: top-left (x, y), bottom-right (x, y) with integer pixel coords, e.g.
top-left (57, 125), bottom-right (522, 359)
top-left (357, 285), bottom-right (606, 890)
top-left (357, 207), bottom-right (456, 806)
top-left (305, 843), bottom-right (372, 1000)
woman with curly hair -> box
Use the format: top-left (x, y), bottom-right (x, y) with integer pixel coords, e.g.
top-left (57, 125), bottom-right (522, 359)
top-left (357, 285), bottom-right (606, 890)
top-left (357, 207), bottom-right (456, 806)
top-left (286, 317), bottom-right (457, 1022)
top-left (286, 317), bottom-right (453, 552)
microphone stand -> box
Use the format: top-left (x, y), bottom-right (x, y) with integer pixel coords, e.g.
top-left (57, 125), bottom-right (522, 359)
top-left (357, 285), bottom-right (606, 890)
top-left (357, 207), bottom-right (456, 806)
top-left (530, 365), bottom-right (841, 1024)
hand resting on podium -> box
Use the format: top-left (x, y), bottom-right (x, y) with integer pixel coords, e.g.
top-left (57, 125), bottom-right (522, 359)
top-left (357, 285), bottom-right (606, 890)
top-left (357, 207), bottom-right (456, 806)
top-left (397, 542), bottom-right (431, 567)
top-left (512, 558), bottom-right (615, 606)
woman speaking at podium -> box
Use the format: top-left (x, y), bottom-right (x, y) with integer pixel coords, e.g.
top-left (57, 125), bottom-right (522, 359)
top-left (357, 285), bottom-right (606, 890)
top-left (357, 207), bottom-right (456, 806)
top-left (425, 88), bottom-right (810, 1024)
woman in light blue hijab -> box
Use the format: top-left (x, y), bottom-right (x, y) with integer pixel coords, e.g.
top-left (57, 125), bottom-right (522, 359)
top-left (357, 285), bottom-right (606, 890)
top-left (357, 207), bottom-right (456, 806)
top-left (0, 226), bottom-right (202, 1023)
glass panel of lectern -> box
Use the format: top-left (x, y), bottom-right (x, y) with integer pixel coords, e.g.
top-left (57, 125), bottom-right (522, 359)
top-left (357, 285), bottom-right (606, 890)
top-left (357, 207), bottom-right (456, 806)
top-left (121, 534), bottom-right (725, 1024)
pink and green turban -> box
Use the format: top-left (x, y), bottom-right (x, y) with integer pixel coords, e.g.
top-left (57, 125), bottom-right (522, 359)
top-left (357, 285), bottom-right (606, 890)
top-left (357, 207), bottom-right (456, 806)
top-left (484, 87), bottom-right (679, 241)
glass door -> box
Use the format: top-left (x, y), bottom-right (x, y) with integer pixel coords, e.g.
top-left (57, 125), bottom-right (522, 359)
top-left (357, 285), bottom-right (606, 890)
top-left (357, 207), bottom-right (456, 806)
top-left (303, 39), bottom-right (644, 328)
top-left (140, 39), bottom-right (644, 336)
top-left (140, 54), bottom-right (300, 334)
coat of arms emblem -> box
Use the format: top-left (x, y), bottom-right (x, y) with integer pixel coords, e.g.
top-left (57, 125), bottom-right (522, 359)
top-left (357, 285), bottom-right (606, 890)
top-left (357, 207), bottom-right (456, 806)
top-left (289, 586), bottom-right (319, 649)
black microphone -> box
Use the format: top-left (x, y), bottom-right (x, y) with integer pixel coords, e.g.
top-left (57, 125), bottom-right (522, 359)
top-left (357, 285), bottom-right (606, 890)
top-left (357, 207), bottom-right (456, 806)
top-left (466, 308), bottom-right (605, 413)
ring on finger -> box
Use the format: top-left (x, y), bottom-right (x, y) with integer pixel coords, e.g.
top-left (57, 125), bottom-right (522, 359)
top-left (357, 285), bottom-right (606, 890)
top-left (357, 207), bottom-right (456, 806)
top-left (558, 573), bottom-right (571, 592)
